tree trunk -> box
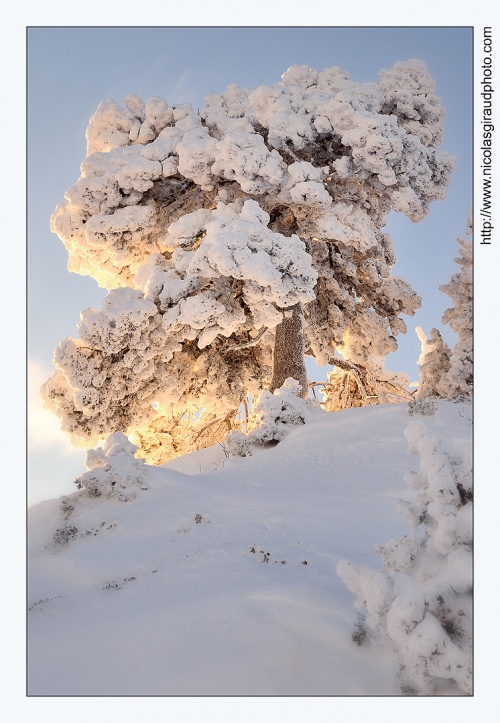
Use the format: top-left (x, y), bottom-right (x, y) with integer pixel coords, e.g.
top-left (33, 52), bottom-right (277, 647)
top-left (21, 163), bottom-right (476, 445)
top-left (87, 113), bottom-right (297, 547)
top-left (269, 302), bottom-right (308, 397)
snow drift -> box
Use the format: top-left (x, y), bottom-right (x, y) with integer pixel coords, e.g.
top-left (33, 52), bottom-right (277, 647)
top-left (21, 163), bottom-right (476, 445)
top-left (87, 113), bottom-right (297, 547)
top-left (28, 400), bottom-right (471, 696)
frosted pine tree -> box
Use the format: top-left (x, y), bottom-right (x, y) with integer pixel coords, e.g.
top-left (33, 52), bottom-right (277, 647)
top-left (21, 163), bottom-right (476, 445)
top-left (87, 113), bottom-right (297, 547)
top-left (42, 61), bottom-right (454, 462)
top-left (337, 415), bottom-right (472, 696)
top-left (414, 220), bottom-right (472, 402)
top-left (438, 221), bottom-right (472, 398)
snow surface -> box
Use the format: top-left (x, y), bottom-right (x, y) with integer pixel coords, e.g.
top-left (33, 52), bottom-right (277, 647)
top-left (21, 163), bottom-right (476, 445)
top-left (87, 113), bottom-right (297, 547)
top-left (28, 401), bottom-right (471, 697)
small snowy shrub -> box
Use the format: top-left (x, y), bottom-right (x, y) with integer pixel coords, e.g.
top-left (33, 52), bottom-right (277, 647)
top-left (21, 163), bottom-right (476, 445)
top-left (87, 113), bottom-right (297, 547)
top-left (337, 416), bottom-right (472, 695)
top-left (52, 525), bottom-right (79, 548)
top-left (75, 432), bottom-right (148, 501)
top-left (224, 430), bottom-right (253, 457)
top-left (60, 495), bottom-right (77, 519)
top-left (407, 399), bottom-right (436, 416)
top-left (226, 378), bottom-right (309, 456)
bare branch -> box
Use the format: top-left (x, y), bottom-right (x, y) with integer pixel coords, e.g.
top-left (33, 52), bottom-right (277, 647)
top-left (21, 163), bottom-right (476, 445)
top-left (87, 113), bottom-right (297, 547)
top-left (225, 327), bottom-right (269, 351)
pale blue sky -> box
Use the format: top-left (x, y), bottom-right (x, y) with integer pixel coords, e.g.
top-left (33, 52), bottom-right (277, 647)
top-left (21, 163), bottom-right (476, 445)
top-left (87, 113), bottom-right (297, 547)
top-left (28, 27), bottom-right (472, 504)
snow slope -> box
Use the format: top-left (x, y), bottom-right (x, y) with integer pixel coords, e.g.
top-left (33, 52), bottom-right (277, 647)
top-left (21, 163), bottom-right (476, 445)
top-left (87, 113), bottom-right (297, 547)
top-left (27, 400), bottom-right (471, 696)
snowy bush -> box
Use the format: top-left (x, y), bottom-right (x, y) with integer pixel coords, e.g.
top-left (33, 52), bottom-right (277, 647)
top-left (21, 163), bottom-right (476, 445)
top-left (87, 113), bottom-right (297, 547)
top-left (226, 378), bottom-right (309, 456)
top-left (74, 432), bottom-right (148, 501)
top-left (337, 414), bottom-right (472, 695)
top-left (223, 430), bottom-right (253, 458)
top-left (407, 399), bottom-right (436, 416)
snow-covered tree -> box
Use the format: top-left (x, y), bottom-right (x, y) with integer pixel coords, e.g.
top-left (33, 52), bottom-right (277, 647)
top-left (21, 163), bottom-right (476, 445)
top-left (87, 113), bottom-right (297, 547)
top-left (438, 221), bottom-right (473, 398)
top-left (337, 413), bottom-right (472, 695)
top-left (414, 220), bottom-right (472, 401)
top-left (415, 327), bottom-right (452, 399)
top-left (42, 61), bottom-right (454, 462)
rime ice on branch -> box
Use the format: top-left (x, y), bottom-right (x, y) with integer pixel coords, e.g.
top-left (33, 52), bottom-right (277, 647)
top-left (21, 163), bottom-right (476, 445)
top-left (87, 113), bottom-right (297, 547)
top-left (43, 60), bottom-right (454, 462)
